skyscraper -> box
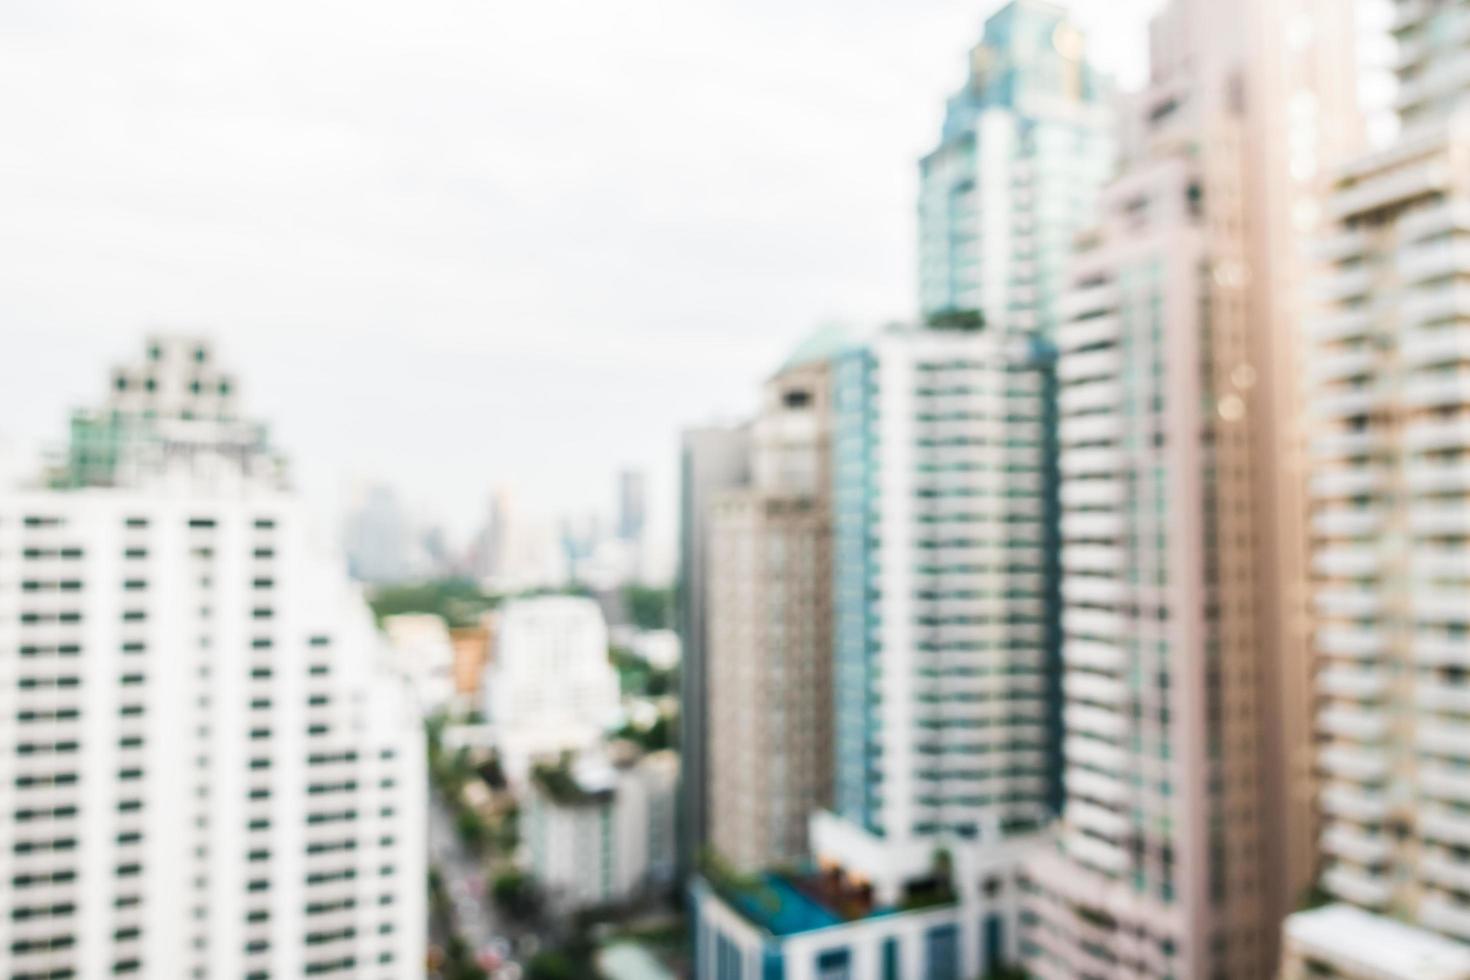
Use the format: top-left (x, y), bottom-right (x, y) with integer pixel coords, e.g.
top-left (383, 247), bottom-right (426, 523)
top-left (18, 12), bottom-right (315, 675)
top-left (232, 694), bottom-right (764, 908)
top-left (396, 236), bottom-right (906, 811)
top-left (917, 0), bottom-right (1112, 332)
top-left (676, 424), bottom-right (751, 880)
top-left (617, 468), bottom-right (647, 545)
top-left (0, 336), bottom-right (426, 979)
top-left (705, 337), bottom-right (839, 873)
top-left (1282, 0), bottom-right (1470, 971)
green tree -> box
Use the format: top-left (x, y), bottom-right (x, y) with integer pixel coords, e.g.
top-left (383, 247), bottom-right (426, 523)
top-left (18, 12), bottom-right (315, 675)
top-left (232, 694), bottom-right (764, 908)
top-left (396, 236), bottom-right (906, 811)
top-left (623, 585), bottom-right (674, 630)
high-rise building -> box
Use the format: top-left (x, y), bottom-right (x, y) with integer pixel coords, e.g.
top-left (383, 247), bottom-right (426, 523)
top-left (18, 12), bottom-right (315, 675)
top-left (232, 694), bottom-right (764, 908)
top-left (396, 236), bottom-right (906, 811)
top-left (1281, 0), bottom-right (1470, 972)
top-left (617, 469), bottom-right (647, 545)
top-left (917, 0), bottom-right (1112, 331)
top-left (342, 484), bottom-right (420, 585)
top-left (1240, 0), bottom-right (1392, 937)
top-left (676, 424), bottom-right (751, 879)
top-left (705, 338), bottom-right (838, 873)
top-left (0, 336), bottom-right (426, 979)
top-left (693, 316), bottom-right (1057, 978)
top-left (1016, 0), bottom-right (1280, 973)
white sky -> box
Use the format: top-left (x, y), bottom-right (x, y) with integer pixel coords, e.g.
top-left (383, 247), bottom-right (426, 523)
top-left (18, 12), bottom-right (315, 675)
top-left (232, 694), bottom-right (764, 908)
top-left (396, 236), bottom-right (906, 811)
top-left (0, 0), bottom-right (1159, 560)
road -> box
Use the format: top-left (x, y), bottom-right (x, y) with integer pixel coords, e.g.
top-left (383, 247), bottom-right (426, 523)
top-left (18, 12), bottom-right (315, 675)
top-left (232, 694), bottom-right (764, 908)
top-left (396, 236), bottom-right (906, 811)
top-left (429, 789), bottom-right (522, 974)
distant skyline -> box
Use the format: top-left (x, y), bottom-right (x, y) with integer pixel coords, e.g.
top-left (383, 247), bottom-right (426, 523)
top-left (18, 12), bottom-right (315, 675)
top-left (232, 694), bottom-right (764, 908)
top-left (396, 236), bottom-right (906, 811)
top-left (0, 0), bottom-right (1161, 558)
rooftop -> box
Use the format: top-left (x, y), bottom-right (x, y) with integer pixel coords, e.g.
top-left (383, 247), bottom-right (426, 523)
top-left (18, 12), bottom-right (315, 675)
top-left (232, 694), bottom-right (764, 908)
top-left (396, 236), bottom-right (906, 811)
top-left (705, 863), bottom-right (954, 938)
top-left (1286, 904), bottom-right (1470, 980)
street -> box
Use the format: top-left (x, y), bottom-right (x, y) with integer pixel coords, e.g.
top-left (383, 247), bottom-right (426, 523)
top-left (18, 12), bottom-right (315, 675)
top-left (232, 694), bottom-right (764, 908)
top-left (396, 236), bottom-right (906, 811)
top-left (429, 788), bottom-right (523, 975)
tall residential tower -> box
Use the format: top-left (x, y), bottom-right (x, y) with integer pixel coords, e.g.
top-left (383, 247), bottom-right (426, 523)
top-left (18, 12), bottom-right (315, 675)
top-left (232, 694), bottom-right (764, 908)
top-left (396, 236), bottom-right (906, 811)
top-left (1284, 0), bottom-right (1470, 973)
top-left (0, 337), bottom-right (426, 980)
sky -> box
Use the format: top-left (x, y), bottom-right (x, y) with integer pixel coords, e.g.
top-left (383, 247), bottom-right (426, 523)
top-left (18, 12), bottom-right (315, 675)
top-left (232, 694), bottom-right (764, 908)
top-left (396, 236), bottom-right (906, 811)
top-left (0, 0), bottom-right (1160, 565)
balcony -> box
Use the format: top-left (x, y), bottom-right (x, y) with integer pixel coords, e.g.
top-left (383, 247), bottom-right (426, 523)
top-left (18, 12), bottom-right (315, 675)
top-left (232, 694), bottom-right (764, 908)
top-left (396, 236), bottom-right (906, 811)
top-left (1056, 314), bottom-right (1120, 354)
top-left (1420, 764), bottom-right (1470, 805)
top-left (1314, 228), bottom-right (1370, 262)
top-left (1062, 828), bottom-right (1129, 876)
top-left (1312, 506), bottom-right (1383, 537)
top-left (1406, 417), bottom-right (1470, 453)
top-left (1317, 625), bottom-right (1386, 658)
top-left (1318, 744), bottom-right (1390, 782)
top-left (1064, 639), bottom-right (1125, 673)
top-left (1401, 328), bottom-right (1470, 368)
top-left (1062, 576), bottom-right (1126, 606)
top-left (1401, 285), bottom-right (1470, 328)
top-left (1064, 671), bottom-right (1128, 706)
top-left (1313, 384), bottom-right (1388, 419)
top-left (1314, 587), bottom-right (1383, 618)
top-left (1059, 413), bottom-right (1121, 446)
top-left (1419, 852), bottom-right (1470, 894)
top-left (1417, 683), bottom-right (1470, 714)
top-left (1310, 427), bottom-right (1386, 459)
top-left (1321, 825), bottom-right (1393, 865)
top-left (1064, 734), bottom-right (1127, 773)
top-left (1061, 480), bottom-right (1122, 508)
top-left (1317, 266), bottom-right (1375, 304)
top-left (1061, 544), bottom-right (1123, 573)
top-left (1401, 200), bottom-right (1470, 243)
top-left (1318, 666), bottom-right (1390, 699)
top-left (1308, 347), bottom-right (1379, 384)
top-left (1412, 590), bottom-right (1470, 623)
top-left (1312, 545), bottom-right (1382, 579)
top-left (1397, 240), bottom-right (1470, 284)
top-left (1059, 282), bottom-right (1119, 321)
top-left (1409, 505), bottom-right (1470, 537)
top-left (1420, 896), bottom-right (1470, 942)
top-left (1058, 347), bottom-right (1122, 383)
top-left (1058, 381), bottom-right (1125, 417)
top-left (1065, 767), bottom-right (1126, 805)
top-left (1310, 305), bottom-right (1381, 343)
top-left (1403, 372), bottom-right (1470, 409)
top-left (1418, 720), bottom-right (1470, 758)
top-left (1329, 159), bottom-right (1452, 221)
top-left (1308, 465), bottom-right (1385, 500)
top-left (1424, 806), bottom-right (1470, 849)
top-left (1323, 865), bottom-right (1393, 909)
top-left (1319, 783), bottom-right (1390, 822)
top-left (1406, 460), bottom-right (1470, 495)
top-left (1061, 512), bottom-right (1124, 541)
top-left (1317, 706), bottom-right (1390, 741)
top-left (1068, 799), bottom-right (1131, 839)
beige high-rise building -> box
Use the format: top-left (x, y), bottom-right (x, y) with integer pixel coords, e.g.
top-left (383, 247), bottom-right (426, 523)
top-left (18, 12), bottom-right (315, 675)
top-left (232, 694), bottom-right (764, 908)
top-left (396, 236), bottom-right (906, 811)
top-left (705, 339), bottom-right (838, 873)
top-left (1282, 0), bottom-right (1470, 974)
top-left (1020, 0), bottom-right (1385, 975)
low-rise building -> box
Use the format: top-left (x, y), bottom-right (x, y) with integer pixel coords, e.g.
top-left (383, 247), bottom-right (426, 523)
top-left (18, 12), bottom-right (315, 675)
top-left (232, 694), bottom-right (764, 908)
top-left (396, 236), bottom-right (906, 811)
top-left (525, 749), bottom-right (678, 912)
top-left (383, 612), bottom-right (456, 715)
top-left (482, 596), bottom-right (621, 782)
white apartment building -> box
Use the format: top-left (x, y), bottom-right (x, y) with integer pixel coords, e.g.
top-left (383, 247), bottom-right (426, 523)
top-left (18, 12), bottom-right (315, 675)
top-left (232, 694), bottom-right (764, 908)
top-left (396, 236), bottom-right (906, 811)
top-left (1287, 0), bottom-right (1470, 961)
top-left (806, 317), bottom-right (1056, 978)
top-left (524, 750), bottom-right (676, 912)
top-left (481, 595), bottom-right (620, 783)
top-left (0, 336), bottom-right (426, 980)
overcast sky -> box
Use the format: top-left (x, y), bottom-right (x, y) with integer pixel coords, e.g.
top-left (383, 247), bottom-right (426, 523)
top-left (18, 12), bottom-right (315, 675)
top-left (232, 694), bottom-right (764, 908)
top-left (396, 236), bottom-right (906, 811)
top-left (0, 0), bottom-right (1159, 561)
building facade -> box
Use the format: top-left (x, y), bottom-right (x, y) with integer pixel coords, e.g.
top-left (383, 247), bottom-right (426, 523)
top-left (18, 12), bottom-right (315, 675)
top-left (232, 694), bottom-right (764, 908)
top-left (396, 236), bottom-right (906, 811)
top-left (706, 346), bottom-right (836, 872)
top-left (677, 425), bottom-right (752, 879)
top-left (1017, 0), bottom-right (1280, 973)
top-left (481, 595), bottom-right (620, 783)
top-left (917, 0), bottom-right (1112, 331)
top-left (0, 336), bottom-right (426, 979)
top-left (526, 749), bottom-right (677, 913)
top-left (1283, 0), bottom-right (1470, 961)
